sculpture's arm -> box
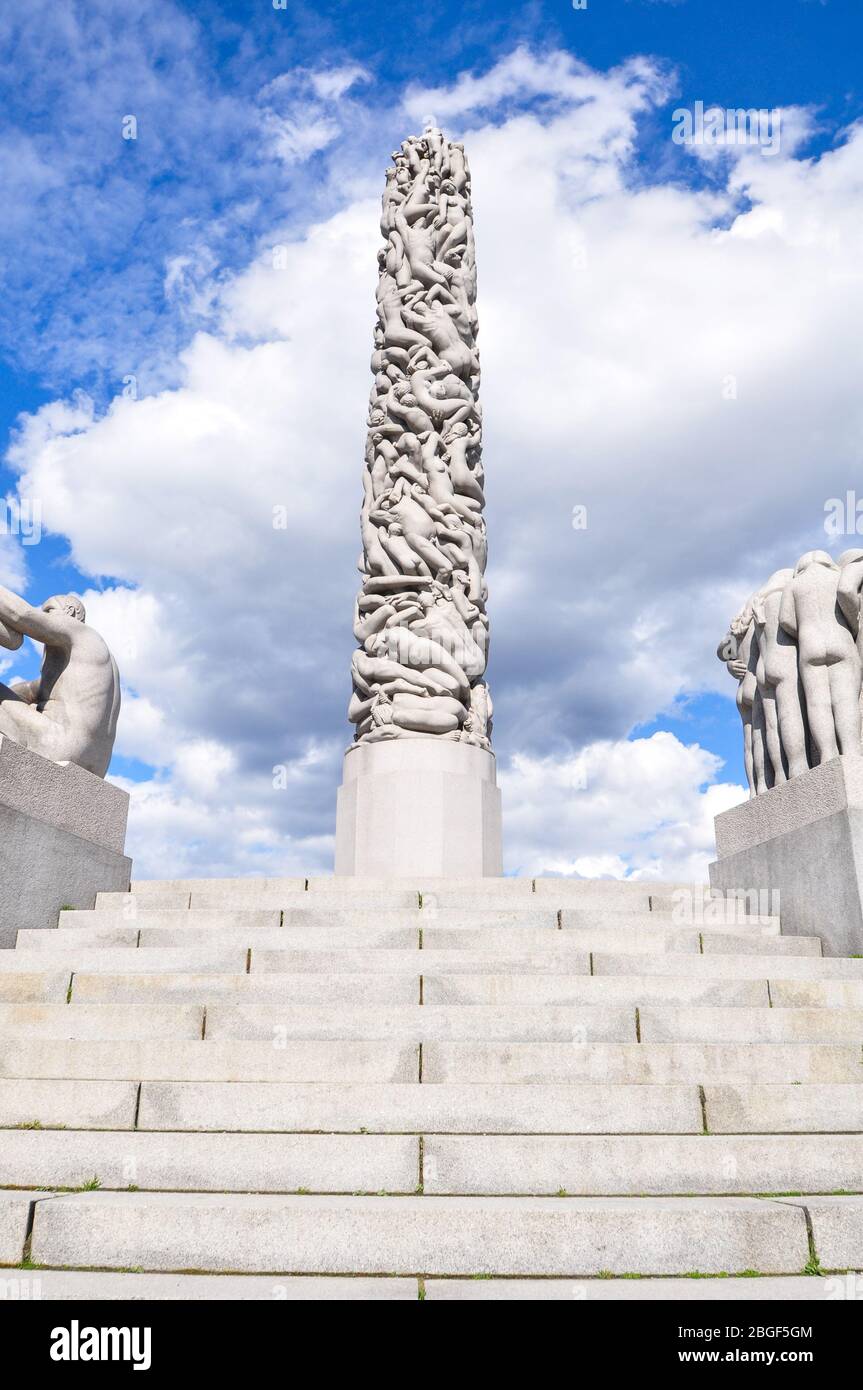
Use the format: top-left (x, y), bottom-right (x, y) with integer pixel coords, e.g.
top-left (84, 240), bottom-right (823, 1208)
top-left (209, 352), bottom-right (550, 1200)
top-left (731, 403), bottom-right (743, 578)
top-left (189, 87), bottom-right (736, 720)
top-left (837, 563), bottom-right (863, 637)
top-left (778, 583), bottom-right (797, 639)
top-left (0, 587), bottom-right (71, 648)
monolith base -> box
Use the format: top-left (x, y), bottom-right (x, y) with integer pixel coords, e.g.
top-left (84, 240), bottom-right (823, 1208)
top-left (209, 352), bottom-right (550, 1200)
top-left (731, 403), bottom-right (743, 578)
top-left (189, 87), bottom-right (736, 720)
top-left (334, 738), bottom-right (503, 879)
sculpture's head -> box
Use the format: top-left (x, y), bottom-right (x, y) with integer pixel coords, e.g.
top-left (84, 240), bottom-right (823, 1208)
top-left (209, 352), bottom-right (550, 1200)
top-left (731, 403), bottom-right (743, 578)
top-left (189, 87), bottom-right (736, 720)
top-left (440, 180), bottom-right (456, 195)
top-left (795, 549), bottom-right (837, 575)
top-left (445, 422), bottom-right (468, 441)
top-left (43, 594), bottom-right (85, 623)
top-left (838, 549), bottom-right (863, 568)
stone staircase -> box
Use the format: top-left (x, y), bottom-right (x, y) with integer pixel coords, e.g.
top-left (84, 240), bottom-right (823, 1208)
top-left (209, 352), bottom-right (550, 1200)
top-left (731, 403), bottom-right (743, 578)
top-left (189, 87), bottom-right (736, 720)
top-left (0, 875), bottom-right (861, 1300)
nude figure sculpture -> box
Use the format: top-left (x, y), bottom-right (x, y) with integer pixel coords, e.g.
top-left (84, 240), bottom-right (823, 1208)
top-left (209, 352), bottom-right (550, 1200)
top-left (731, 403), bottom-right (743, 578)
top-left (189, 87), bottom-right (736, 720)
top-left (0, 588), bottom-right (120, 777)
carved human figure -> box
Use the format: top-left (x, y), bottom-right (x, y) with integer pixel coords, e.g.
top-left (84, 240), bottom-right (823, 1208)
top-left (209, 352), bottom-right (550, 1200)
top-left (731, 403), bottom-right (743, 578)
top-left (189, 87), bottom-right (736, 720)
top-left (779, 550), bottom-right (862, 764)
top-left (0, 589), bottom-right (120, 777)
top-left (718, 603), bottom-right (768, 795)
top-left (752, 569), bottom-right (810, 782)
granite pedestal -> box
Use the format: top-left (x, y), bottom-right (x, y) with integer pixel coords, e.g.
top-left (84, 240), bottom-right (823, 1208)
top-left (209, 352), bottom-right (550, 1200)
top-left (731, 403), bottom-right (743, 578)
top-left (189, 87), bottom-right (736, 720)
top-left (0, 736), bottom-right (131, 948)
top-left (710, 754), bottom-right (863, 956)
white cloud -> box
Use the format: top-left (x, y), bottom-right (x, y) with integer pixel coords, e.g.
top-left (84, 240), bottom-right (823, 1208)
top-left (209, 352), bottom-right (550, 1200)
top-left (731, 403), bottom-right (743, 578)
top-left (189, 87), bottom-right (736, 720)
top-left (6, 46), bottom-right (863, 877)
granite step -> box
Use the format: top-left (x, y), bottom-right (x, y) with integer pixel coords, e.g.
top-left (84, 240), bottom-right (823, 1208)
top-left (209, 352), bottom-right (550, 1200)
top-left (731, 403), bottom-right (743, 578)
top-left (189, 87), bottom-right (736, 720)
top-left (27, 1192), bottom-right (813, 1276)
top-left (0, 1002), bottom-right (204, 1041)
top-left (67, 971), bottom-right (769, 1009)
top-left (640, 1006), bottom-right (863, 1044)
top-left (134, 1080), bottom-right (703, 1134)
top-left (0, 1269), bottom-right (417, 1299)
top-left (422, 1133), bottom-right (863, 1194)
top-left (0, 1128), bottom-right (417, 1193)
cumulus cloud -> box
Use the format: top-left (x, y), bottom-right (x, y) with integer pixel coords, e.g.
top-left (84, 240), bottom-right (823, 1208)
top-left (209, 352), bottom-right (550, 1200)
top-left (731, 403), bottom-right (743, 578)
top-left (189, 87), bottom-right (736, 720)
top-left (5, 44), bottom-right (863, 877)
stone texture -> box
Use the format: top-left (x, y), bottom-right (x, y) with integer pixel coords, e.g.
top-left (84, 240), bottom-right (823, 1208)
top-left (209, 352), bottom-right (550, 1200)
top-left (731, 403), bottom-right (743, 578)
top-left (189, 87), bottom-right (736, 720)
top-left (421, 974), bottom-right (767, 1007)
top-left (28, 1192), bottom-right (810, 1275)
top-left (1, 947), bottom-right (247, 975)
top-left (0, 1189), bottom-right (35, 1264)
top-left (777, 1196), bottom-right (863, 1269)
top-left (0, 1129), bottom-right (418, 1194)
top-left (424, 1275), bottom-right (843, 1300)
top-left (203, 1003), bottom-right (635, 1043)
top-left (7, 1270), bottom-right (417, 1299)
top-left (0, 1078), bottom-right (138, 1128)
top-left (423, 1134), bottom-right (863, 1195)
top-left (711, 754), bottom-right (863, 955)
top-left (594, 952), bottom-right (863, 980)
top-left (0, 971), bottom-right (70, 1003)
top-left (640, 1005), bottom-right (863, 1044)
top-left (704, 1084), bottom-right (863, 1133)
top-left (335, 738), bottom-right (502, 878)
top-left (560, 909), bottom-right (780, 936)
top-left (0, 1039), bottom-right (420, 1083)
top-left (0, 1002), bottom-right (204, 1040)
top-left (0, 735), bottom-right (127, 851)
top-left (420, 1041), bottom-right (863, 1085)
top-left (71, 972), bottom-right (420, 1006)
top-left (136, 1081), bottom-right (702, 1135)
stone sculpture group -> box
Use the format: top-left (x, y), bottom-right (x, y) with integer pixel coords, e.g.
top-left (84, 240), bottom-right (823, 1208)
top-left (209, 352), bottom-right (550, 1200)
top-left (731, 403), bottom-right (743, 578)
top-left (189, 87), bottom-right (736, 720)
top-left (719, 550), bottom-right (863, 796)
top-left (348, 126), bottom-right (492, 749)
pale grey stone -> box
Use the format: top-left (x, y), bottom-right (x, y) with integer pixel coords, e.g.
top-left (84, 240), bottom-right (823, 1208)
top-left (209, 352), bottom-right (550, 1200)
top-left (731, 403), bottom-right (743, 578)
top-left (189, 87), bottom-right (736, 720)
top-left (420, 1041), bottom-right (863, 1085)
top-left (0, 1078), bottom-right (137, 1129)
top-left (29, 1192), bottom-right (809, 1276)
top-left (0, 1130), bottom-right (418, 1194)
top-left (64, 909), bottom-right (281, 931)
top-left (204, 1003), bottom-right (636, 1043)
top-left (425, 1276), bottom-right (840, 1301)
top-left (71, 972), bottom-right (420, 1006)
top-left (136, 1081), bottom-right (702, 1135)
top-left (0, 1038), bottom-right (419, 1083)
top-left (640, 1005), bottom-right (863, 1044)
top-left (0, 971), bottom-right (70, 1003)
top-left (423, 1134), bottom-right (863, 1196)
top-left (710, 754), bottom-right (863, 956)
top-left (249, 948), bottom-right (594, 975)
top-left (769, 979), bottom-right (863, 1007)
top-left (594, 951), bottom-right (862, 979)
top-left (704, 1084), bottom-right (863, 1133)
top-left (0, 1190), bottom-right (35, 1264)
top-left (12, 1270), bottom-right (418, 1299)
top-left (0, 1002), bottom-right (204, 1040)
top-left (95, 891), bottom-right (190, 910)
top-left (130, 877), bottom-right (305, 896)
top-left (560, 909), bottom-right (779, 936)
top-left (0, 947), bottom-right (247, 975)
top-left (421, 974), bottom-right (767, 1007)
top-left (19, 926), bottom-right (141, 948)
top-left (701, 933), bottom-right (821, 956)
top-left (423, 925), bottom-right (701, 952)
top-left (776, 1197), bottom-right (863, 1270)
top-left (335, 738), bottom-right (502, 878)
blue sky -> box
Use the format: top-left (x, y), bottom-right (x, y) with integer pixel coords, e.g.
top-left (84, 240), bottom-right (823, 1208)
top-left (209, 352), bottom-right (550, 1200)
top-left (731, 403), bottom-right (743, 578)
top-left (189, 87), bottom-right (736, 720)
top-left (1, 0), bottom-right (862, 877)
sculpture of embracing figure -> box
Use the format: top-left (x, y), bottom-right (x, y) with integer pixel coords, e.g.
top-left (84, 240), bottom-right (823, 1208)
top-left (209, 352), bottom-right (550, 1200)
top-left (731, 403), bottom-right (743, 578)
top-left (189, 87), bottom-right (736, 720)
top-left (719, 550), bottom-right (863, 796)
top-left (0, 586), bottom-right (120, 778)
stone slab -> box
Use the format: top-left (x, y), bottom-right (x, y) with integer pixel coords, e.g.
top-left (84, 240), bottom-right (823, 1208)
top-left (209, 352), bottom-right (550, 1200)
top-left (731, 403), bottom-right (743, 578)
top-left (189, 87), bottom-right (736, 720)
top-left (95, 891), bottom-right (190, 910)
top-left (0, 971), bottom-right (70, 1003)
top-left (0, 1078), bottom-right (138, 1129)
top-left (1, 948), bottom-right (248, 975)
top-left (770, 980), bottom-right (863, 1009)
top-left (704, 1084), bottom-right (863, 1133)
top-left (62, 909), bottom-right (281, 931)
top-left (71, 973), bottom-right (420, 1006)
top-left (0, 1129), bottom-right (418, 1194)
top-left (136, 1081), bottom-right (702, 1135)
top-left (421, 974), bottom-right (767, 1007)
top-left (424, 1275), bottom-right (847, 1300)
top-left (249, 949), bottom-right (595, 975)
top-left (0, 1039), bottom-right (420, 1083)
top-left (423, 1133), bottom-right (863, 1195)
top-left (203, 1004), bottom-right (635, 1044)
top-left (420, 1041), bottom-right (863, 1086)
top-left (3, 1270), bottom-right (417, 1299)
top-left (777, 1196), bottom-right (863, 1269)
top-left (0, 1002), bottom-right (204, 1040)
top-left (560, 910), bottom-right (780, 936)
top-left (29, 1193), bottom-right (810, 1276)
top-left (0, 1189), bottom-right (35, 1264)
top-left (639, 1006), bottom-right (863, 1045)
top-left (594, 953), bottom-right (863, 980)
